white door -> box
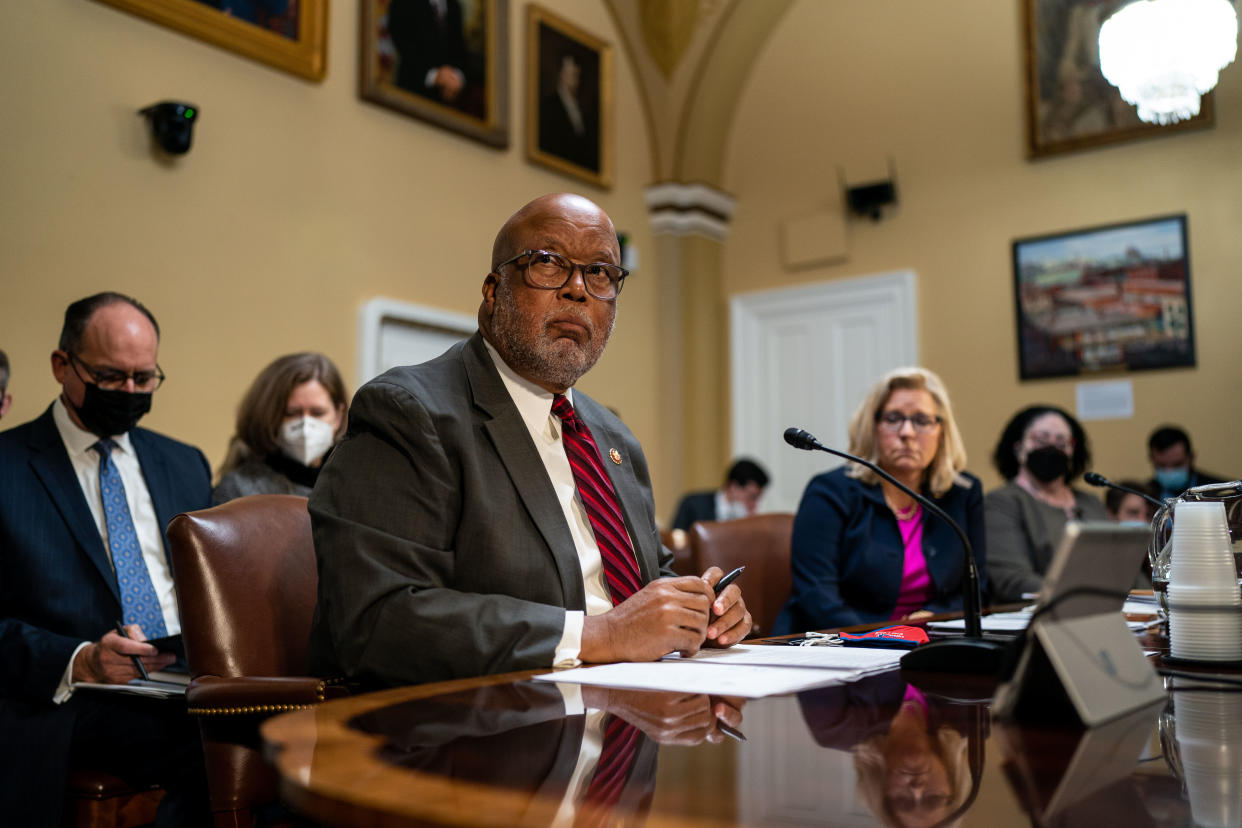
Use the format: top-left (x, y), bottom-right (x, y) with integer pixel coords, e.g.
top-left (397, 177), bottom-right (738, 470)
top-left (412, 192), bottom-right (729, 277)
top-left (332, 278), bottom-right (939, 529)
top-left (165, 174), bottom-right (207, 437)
top-left (731, 270), bottom-right (917, 513)
top-left (356, 297), bottom-right (476, 386)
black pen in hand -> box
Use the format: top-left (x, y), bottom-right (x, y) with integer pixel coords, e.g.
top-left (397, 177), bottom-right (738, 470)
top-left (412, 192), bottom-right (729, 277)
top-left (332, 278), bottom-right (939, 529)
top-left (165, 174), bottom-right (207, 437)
top-left (114, 621), bottom-right (150, 681)
top-left (713, 565), bottom-right (745, 596)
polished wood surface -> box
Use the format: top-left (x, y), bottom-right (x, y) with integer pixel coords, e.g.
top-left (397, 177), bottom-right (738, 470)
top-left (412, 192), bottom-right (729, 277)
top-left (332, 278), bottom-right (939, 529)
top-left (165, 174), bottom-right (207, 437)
top-left (261, 643), bottom-right (1206, 827)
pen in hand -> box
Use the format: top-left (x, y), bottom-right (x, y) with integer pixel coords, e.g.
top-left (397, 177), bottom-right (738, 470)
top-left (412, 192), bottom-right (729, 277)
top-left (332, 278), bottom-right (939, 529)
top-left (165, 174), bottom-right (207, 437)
top-left (114, 621), bottom-right (150, 682)
top-left (714, 565), bottom-right (745, 596)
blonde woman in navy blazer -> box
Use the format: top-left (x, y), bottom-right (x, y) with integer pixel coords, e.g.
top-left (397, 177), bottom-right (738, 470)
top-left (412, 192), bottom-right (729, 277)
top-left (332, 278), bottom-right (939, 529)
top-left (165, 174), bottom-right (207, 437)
top-left (774, 368), bottom-right (987, 634)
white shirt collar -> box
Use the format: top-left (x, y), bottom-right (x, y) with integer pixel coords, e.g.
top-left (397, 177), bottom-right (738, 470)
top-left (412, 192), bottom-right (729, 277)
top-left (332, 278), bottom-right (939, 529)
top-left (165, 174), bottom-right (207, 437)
top-left (52, 396), bottom-right (135, 459)
top-left (481, 337), bottom-right (574, 437)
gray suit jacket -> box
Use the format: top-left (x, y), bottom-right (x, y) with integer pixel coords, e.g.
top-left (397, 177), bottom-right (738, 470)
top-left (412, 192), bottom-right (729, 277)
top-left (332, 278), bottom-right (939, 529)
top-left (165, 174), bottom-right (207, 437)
top-left (308, 333), bottom-right (674, 686)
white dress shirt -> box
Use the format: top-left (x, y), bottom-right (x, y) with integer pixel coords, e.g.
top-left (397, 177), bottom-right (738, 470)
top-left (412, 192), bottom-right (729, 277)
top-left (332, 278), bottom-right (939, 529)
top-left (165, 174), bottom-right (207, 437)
top-left (482, 340), bottom-right (621, 667)
top-left (551, 681), bottom-right (606, 828)
top-left (51, 397), bottom-right (181, 701)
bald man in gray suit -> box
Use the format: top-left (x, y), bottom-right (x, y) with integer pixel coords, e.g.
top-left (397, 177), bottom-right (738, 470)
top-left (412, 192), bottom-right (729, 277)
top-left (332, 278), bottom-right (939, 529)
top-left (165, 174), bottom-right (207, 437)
top-left (309, 194), bottom-right (751, 687)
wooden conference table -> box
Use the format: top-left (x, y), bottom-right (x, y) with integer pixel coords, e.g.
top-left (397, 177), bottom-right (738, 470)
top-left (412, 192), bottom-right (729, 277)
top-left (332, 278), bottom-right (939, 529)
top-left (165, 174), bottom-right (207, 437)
top-left (260, 617), bottom-right (1222, 826)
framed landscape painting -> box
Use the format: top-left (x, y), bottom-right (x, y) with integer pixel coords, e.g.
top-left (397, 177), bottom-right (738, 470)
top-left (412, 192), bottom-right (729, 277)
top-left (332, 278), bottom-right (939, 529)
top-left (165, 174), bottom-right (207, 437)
top-left (1012, 215), bottom-right (1195, 380)
top-left (1022, 0), bottom-right (1213, 157)
top-left (92, 0), bottom-right (327, 81)
top-left (360, 0), bottom-right (509, 148)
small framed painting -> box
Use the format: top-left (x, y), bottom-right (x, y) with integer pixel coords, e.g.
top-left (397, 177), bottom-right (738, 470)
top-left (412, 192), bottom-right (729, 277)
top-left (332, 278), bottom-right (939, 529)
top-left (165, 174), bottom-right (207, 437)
top-left (360, 0), bottom-right (509, 148)
top-left (525, 5), bottom-right (612, 188)
top-left (1012, 214), bottom-right (1195, 379)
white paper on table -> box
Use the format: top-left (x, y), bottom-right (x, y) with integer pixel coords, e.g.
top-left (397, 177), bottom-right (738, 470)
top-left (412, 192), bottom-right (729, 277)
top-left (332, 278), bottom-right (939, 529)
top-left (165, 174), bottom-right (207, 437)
top-left (663, 643), bottom-right (903, 673)
top-left (536, 661), bottom-right (859, 698)
top-left (1121, 599), bottom-right (1160, 616)
top-left (930, 608), bottom-right (1148, 633)
top-left (75, 680), bottom-right (186, 698)
top-left (927, 609), bottom-right (1034, 632)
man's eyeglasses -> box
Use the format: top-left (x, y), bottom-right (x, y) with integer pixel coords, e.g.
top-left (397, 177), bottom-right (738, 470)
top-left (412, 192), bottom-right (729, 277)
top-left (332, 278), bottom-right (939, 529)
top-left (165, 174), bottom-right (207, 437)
top-left (877, 411), bottom-right (942, 433)
top-left (495, 249), bottom-right (629, 301)
top-left (69, 353), bottom-right (165, 392)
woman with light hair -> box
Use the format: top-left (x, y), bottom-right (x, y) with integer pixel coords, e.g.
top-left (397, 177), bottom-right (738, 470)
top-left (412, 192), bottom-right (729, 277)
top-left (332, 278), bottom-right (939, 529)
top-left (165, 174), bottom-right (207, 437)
top-left (798, 672), bottom-right (976, 828)
top-left (773, 367), bottom-right (987, 633)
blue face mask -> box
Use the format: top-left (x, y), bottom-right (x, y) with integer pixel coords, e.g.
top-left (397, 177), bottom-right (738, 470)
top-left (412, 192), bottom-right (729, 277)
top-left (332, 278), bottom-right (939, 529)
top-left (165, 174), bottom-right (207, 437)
top-left (1154, 466), bottom-right (1190, 492)
top-left (1118, 520), bottom-right (1150, 530)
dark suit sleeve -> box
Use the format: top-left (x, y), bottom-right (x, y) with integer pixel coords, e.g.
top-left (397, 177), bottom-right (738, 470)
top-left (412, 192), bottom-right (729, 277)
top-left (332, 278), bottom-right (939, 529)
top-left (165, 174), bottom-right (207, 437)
top-left (785, 473), bottom-right (865, 629)
top-left (309, 380), bottom-right (570, 687)
top-left (0, 424), bottom-right (211, 702)
top-left (964, 476), bottom-right (989, 603)
top-left (670, 497), bottom-right (692, 532)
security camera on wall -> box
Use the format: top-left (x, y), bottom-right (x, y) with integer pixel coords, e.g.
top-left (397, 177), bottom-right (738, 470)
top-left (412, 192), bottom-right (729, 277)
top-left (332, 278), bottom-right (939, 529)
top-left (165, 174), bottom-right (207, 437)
top-left (846, 180), bottom-right (897, 221)
top-left (139, 101), bottom-right (199, 155)
top-left (839, 159), bottom-right (898, 222)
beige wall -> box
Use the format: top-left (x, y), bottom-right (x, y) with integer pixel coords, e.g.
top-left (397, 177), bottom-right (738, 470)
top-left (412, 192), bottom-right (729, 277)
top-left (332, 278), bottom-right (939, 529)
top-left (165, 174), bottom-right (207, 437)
top-left (1, 1), bottom-right (667, 495)
top-left (4, 0), bottom-right (1239, 515)
top-left (723, 0), bottom-right (1242, 493)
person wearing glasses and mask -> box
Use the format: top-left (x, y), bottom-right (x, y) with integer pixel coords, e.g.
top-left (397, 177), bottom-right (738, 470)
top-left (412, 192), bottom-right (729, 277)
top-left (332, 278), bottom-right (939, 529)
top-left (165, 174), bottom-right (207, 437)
top-left (0, 292), bottom-right (211, 826)
top-left (213, 352), bottom-right (348, 504)
top-left (984, 404), bottom-right (1109, 602)
top-left (773, 367), bottom-right (986, 634)
top-left (309, 193), bottom-right (750, 689)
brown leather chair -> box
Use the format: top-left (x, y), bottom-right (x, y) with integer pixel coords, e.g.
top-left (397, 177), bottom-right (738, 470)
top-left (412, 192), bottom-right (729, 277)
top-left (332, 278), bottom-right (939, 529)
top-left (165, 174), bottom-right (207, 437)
top-left (65, 770), bottom-right (162, 828)
top-left (168, 494), bottom-right (346, 828)
top-left (659, 527), bottom-right (695, 576)
top-left (688, 513), bottom-right (794, 638)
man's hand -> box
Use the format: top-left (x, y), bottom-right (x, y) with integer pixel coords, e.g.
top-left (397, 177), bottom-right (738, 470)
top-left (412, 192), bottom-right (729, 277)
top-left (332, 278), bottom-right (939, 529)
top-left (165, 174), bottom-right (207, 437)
top-left (70, 625), bottom-right (175, 685)
top-left (583, 687), bottom-right (746, 745)
top-left (433, 66), bottom-right (464, 101)
top-left (580, 577), bottom-right (714, 663)
top-left (700, 566), bottom-right (752, 648)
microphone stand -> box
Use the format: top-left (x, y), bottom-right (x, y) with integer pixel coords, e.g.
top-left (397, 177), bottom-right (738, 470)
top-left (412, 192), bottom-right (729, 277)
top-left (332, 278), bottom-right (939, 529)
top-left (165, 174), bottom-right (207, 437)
top-left (784, 427), bottom-right (1004, 674)
top-left (1082, 472), bottom-right (1165, 510)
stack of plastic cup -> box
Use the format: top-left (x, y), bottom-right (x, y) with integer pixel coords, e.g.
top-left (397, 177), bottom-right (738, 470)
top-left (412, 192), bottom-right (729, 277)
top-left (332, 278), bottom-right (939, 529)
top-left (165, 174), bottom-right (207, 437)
top-left (1175, 688), bottom-right (1242, 827)
top-left (1167, 501), bottom-right (1242, 662)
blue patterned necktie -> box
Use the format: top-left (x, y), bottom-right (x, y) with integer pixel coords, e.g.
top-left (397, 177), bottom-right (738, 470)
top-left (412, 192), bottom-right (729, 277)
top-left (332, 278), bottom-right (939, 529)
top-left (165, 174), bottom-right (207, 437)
top-left (93, 439), bottom-right (167, 638)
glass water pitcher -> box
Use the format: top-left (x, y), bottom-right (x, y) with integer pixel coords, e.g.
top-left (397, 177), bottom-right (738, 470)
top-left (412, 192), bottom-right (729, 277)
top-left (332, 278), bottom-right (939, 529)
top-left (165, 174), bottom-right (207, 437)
top-left (1149, 480), bottom-right (1242, 605)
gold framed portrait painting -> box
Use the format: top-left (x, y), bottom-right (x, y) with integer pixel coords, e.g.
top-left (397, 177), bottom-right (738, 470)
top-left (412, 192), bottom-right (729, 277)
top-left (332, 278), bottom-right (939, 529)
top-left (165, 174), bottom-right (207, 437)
top-left (91, 0), bottom-right (327, 81)
top-left (360, 0), bottom-right (510, 148)
top-left (1022, 0), bottom-right (1213, 158)
top-left (525, 5), bottom-right (613, 189)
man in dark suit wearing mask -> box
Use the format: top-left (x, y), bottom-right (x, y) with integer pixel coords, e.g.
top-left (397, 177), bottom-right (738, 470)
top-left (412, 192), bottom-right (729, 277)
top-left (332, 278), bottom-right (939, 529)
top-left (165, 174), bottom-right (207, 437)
top-left (309, 193), bottom-right (751, 688)
top-left (0, 292), bottom-right (212, 826)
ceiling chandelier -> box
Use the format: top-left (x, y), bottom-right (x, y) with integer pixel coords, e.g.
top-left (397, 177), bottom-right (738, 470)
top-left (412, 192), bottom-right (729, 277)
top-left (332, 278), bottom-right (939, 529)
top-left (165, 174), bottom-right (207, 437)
top-left (1098, 0), bottom-right (1238, 125)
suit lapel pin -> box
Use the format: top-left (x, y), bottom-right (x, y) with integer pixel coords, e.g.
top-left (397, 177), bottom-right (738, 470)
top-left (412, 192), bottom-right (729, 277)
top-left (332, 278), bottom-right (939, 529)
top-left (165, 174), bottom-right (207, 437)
top-left (609, 448), bottom-right (622, 465)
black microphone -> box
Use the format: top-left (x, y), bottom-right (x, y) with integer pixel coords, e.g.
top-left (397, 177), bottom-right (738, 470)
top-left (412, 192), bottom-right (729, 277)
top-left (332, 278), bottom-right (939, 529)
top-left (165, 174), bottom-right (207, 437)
top-left (1082, 471), bottom-right (1164, 510)
top-left (783, 426), bottom-right (1004, 674)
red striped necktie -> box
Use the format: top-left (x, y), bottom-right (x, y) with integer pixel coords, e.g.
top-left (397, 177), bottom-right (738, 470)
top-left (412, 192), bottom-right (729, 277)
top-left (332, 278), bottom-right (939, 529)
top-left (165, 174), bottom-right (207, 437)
top-left (552, 394), bottom-right (643, 604)
top-left (578, 714), bottom-right (641, 825)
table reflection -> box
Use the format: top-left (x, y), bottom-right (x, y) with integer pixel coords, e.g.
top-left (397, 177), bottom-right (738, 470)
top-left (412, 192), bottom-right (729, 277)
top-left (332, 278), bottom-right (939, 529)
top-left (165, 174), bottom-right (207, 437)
top-left (796, 672), bottom-right (986, 828)
top-left (261, 666), bottom-right (1200, 827)
top-left (349, 681), bottom-right (745, 827)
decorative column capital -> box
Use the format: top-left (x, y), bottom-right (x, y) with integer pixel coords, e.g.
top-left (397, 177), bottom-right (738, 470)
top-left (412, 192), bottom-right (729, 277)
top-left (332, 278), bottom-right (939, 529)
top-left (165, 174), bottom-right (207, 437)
top-left (643, 181), bottom-right (735, 241)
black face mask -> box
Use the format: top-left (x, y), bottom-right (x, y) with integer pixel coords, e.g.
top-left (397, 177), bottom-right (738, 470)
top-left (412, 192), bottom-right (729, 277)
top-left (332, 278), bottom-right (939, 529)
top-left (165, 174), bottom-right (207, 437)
top-left (71, 382), bottom-right (152, 437)
top-left (1025, 445), bottom-right (1070, 483)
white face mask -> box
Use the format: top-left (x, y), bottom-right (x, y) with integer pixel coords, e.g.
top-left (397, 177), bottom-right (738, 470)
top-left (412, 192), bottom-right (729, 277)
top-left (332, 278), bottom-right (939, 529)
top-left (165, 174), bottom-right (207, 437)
top-left (277, 416), bottom-right (336, 467)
